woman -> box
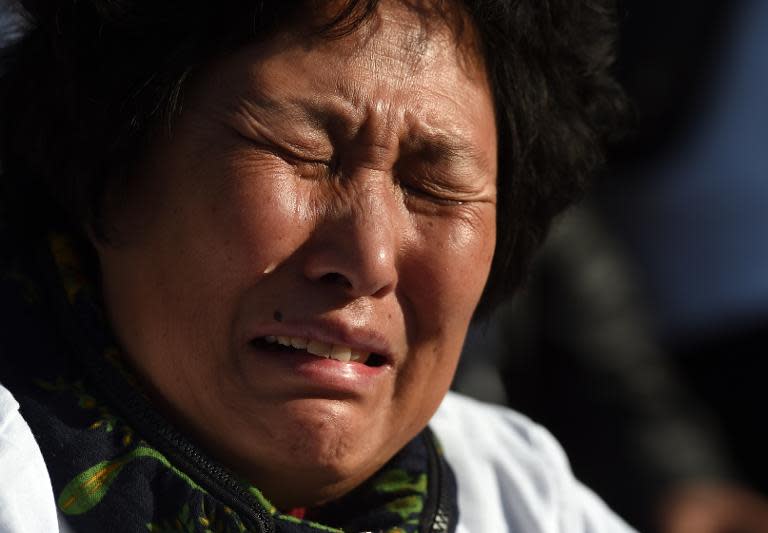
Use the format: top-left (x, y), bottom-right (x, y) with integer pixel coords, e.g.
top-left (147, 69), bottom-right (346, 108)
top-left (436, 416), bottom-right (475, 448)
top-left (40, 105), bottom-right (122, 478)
top-left (0, 1), bottom-right (630, 531)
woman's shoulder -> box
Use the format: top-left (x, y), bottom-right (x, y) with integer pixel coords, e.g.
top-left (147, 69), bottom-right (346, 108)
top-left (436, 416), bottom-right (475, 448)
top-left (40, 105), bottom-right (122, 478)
top-left (430, 391), bottom-right (637, 533)
top-left (0, 383), bottom-right (61, 533)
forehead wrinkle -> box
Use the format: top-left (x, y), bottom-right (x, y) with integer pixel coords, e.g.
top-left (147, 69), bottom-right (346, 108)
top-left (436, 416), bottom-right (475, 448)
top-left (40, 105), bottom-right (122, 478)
top-left (374, 19), bottom-right (430, 77)
top-left (382, 0), bottom-right (486, 77)
top-left (365, 12), bottom-right (457, 82)
top-left (338, 0), bottom-right (477, 82)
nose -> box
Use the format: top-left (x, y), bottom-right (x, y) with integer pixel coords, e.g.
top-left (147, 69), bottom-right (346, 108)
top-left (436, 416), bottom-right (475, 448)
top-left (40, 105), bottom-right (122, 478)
top-left (302, 186), bottom-right (399, 300)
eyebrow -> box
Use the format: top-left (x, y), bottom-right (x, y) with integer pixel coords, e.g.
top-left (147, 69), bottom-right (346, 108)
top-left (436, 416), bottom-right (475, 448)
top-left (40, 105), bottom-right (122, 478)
top-left (408, 129), bottom-right (495, 175)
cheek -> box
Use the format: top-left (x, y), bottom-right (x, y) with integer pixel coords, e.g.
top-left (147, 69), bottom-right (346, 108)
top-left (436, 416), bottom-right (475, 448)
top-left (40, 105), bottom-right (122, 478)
top-left (394, 208), bottom-right (495, 413)
top-left (109, 154), bottom-right (312, 344)
top-left (188, 158), bottom-right (312, 280)
top-left (406, 209), bottom-right (496, 326)
top-left (210, 158), bottom-right (297, 231)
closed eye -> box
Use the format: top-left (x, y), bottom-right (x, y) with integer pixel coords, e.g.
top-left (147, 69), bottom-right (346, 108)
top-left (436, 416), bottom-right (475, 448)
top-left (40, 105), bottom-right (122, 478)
top-left (234, 130), bottom-right (334, 179)
top-left (400, 180), bottom-right (466, 206)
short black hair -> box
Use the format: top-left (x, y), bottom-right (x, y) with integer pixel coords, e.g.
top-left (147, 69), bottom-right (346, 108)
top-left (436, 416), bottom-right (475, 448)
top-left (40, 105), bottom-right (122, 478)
top-left (0, 0), bottom-right (625, 312)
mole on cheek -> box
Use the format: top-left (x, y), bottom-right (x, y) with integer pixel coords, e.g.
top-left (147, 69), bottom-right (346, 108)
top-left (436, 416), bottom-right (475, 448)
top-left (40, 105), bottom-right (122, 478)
top-left (273, 310), bottom-right (283, 322)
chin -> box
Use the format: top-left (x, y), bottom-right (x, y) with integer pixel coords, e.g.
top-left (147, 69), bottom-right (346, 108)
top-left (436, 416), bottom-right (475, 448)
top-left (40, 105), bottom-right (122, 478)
top-left (228, 397), bottom-right (396, 504)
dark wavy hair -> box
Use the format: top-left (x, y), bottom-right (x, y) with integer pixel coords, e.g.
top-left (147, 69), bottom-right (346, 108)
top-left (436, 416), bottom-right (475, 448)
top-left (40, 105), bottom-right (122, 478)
top-left (0, 0), bottom-right (625, 313)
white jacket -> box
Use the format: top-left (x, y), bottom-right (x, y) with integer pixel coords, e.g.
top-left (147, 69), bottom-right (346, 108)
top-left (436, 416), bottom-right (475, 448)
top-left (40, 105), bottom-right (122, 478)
top-left (431, 392), bottom-right (637, 533)
top-left (0, 384), bottom-right (59, 533)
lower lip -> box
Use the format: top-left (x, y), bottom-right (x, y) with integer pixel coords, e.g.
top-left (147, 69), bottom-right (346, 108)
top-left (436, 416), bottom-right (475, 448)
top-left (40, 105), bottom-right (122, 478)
top-left (242, 343), bottom-right (390, 396)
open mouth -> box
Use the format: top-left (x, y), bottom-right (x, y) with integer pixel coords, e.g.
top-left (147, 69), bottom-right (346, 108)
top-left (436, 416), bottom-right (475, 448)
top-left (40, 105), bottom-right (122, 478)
top-left (249, 336), bottom-right (388, 367)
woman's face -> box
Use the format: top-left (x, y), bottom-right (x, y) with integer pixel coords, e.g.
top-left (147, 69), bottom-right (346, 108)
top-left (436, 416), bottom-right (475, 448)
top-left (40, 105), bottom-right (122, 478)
top-left (96, 1), bottom-right (497, 508)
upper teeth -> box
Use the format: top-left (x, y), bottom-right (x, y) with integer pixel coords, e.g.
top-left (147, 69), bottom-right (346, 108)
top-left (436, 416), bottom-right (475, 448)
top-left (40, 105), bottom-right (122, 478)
top-left (264, 336), bottom-right (369, 363)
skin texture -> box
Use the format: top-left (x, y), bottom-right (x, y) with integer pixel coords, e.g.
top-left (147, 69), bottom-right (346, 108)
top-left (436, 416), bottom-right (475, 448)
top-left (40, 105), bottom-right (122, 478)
top-left (95, 1), bottom-right (497, 509)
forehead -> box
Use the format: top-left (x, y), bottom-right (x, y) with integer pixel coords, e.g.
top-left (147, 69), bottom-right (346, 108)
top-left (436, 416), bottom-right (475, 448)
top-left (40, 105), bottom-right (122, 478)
top-left (236, 0), bottom-right (489, 94)
top-left (199, 0), bottom-right (496, 169)
top-left (304, 0), bottom-right (484, 63)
